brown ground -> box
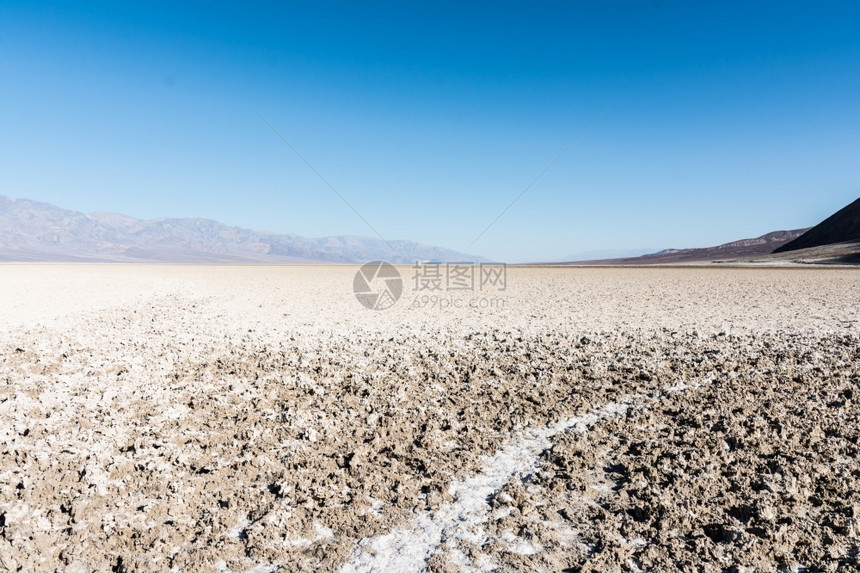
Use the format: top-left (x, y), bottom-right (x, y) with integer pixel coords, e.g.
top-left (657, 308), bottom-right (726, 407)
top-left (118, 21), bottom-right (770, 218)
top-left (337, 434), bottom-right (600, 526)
top-left (0, 265), bottom-right (858, 572)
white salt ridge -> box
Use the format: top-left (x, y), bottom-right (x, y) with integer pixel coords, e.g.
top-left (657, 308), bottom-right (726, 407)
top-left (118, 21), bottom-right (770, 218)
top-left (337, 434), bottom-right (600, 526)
top-left (286, 522), bottom-right (335, 548)
top-left (500, 529), bottom-right (543, 555)
top-left (341, 396), bottom-right (645, 573)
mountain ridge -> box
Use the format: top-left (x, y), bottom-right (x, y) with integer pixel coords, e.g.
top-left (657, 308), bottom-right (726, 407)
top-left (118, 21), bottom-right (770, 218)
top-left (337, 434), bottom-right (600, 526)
top-left (551, 228), bottom-right (809, 266)
top-left (0, 195), bottom-right (484, 264)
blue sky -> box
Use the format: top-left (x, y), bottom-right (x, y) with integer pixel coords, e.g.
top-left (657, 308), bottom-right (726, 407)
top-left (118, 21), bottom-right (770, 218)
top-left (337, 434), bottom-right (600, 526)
top-left (1, 1), bottom-right (859, 262)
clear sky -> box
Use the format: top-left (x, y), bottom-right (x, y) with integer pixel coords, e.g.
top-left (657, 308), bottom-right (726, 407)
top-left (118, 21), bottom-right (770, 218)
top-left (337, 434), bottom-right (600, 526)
top-left (2, 1), bottom-right (859, 262)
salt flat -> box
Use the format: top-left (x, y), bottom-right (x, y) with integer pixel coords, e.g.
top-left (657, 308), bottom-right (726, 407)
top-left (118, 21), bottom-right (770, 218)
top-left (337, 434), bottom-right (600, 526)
top-left (0, 265), bottom-right (858, 571)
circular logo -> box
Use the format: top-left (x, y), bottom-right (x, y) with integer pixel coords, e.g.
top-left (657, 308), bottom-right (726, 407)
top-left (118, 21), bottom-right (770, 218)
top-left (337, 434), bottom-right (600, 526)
top-left (353, 261), bottom-right (403, 310)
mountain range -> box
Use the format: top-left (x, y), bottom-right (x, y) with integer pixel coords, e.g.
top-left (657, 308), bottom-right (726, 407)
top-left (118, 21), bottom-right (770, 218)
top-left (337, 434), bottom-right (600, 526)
top-left (557, 229), bottom-right (809, 265)
top-left (3, 195), bottom-right (858, 265)
top-left (557, 196), bottom-right (860, 265)
top-left (0, 196), bottom-right (482, 264)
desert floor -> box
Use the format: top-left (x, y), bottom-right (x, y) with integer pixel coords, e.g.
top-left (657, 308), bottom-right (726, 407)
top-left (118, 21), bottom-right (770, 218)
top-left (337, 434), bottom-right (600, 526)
top-left (0, 264), bottom-right (858, 572)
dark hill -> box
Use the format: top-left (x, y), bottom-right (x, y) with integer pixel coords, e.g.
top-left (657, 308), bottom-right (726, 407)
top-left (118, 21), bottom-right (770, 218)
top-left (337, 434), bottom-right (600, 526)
top-left (773, 198), bottom-right (860, 253)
